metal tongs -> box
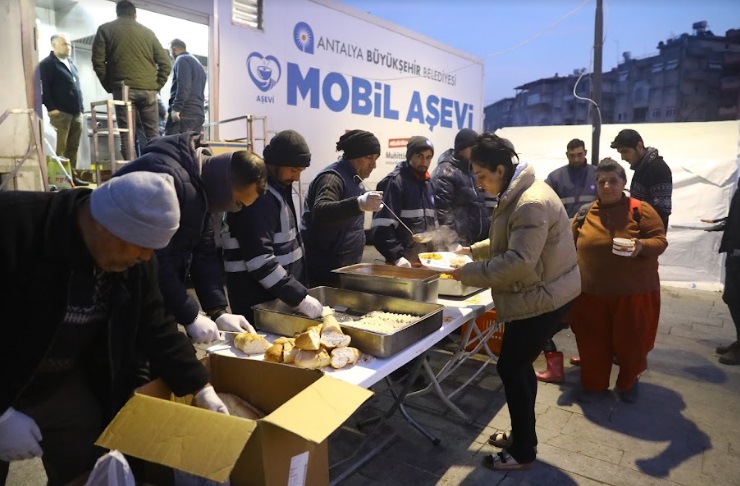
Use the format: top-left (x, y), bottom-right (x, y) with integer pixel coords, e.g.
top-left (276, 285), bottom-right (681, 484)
top-left (354, 174), bottom-right (415, 236)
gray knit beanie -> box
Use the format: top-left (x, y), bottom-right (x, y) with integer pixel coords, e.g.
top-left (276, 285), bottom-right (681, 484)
top-left (90, 172), bottom-right (180, 249)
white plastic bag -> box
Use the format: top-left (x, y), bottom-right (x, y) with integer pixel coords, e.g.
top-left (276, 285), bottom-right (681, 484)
top-left (84, 450), bottom-right (135, 486)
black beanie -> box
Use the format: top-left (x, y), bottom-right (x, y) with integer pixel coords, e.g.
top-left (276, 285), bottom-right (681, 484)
top-left (454, 128), bottom-right (478, 152)
top-left (406, 136), bottom-right (434, 160)
top-left (263, 130), bottom-right (311, 167)
top-left (336, 130), bottom-right (381, 160)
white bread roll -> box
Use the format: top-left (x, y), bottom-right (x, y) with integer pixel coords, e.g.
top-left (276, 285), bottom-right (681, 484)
top-left (294, 328), bottom-right (321, 351)
top-left (322, 315), bottom-right (343, 334)
top-left (320, 331), bottom-right (351, 350)
top-left (216, 392), bottom-right (265, 420)
top-left (294, 349), bottom-right (331, 370)
top-left (330, 347), bottom-right (360, 369)
top-left (234, 333), bottom-right (270, 355)
top-left (264, 342), bottom-right (284, 363)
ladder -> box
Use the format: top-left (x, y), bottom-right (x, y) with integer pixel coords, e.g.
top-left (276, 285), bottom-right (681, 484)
top-left (89, 84), bottom-right (135, 185)
top-left (203, 114), bottom-right (268, 154)
top-left (0, 108), bottom-right (48, 192)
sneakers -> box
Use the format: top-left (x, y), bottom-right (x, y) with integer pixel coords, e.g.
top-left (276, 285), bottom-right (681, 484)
top-left (482, 450), bottom-right (533, 471)
top-left (716, 341), bottom-right (738, 356)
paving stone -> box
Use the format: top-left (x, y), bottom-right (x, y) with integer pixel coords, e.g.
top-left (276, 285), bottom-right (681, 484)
top-left (620, 444), bottom-right (713, 486)
top-left (545, 433), bottom-right (624, 465)
top-left (535, 405), bottom-right (572, 434)
top-left (701, 448), bottom-right (740, 486)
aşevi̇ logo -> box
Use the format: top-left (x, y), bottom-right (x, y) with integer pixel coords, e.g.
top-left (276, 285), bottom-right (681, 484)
top-left (246, 52), bottom-right (281, 92)
top-left (293, 22), bottom-right (314, 54)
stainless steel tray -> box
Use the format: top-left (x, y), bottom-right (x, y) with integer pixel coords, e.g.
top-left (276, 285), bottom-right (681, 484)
top-left (437, 277), bottom-right (482, 297)
top-left (252, 286), bottom-right (444, 358)
top-left (333, 264), bottom-right (439, 303)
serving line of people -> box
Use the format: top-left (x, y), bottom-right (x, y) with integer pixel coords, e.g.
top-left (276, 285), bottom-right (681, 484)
top-left (13, 122), bottom-right (740, 481)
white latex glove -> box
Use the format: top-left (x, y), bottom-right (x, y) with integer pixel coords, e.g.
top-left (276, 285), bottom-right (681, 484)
top-left (395, 257), bottom-right (412, 268)
top-left (449, 243), bottom-right (463, 252)
top-left (357, 191), bottom-right (383, 212)
top-left (0, 407), bottom-right (43, 461)
top-left (193, 385), bottom-right (229, 415)
top-left (187, 314), bottom-right (220, 343)
top-left (215, 313), bottom-right (256, 334)
top-left (297, 295), bottom-right (323, 319)
top-left (454, 246), bottom-right (473, 258)
top-left (170, 110), bottom-right (181, 122)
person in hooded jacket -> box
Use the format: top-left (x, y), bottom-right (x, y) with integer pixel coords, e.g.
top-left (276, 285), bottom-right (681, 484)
top-left (373, 136), bottom-right (438, 267)
top-left (222, 130), bottom-right (323, 321)
top-left (611, 129), bottom-right (672, 231)
top-left (450, 133), bottom-right (580, 471)
top-left (301, 130), bottom-right (383, 287)
top-left (113, 132), bottom-right (267, 343)
top-left (432, 128), bottom-right (490, 247)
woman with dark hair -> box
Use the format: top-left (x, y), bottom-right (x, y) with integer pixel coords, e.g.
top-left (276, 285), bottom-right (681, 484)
top-left (301, 129), bottom-right (383, 286)
top-left (450, 133), bottom-right (580, 470)
top-left (569, 157), bottom-right (667, 402)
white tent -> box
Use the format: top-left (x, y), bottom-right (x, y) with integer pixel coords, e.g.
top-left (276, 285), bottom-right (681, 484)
top-left (496, 121), bottom-right (740, 291)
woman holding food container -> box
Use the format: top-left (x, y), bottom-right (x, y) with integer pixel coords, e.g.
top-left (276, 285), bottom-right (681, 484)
top-left (568, 157), bottom-right (667, 403)
top-left (450, 133), bottom-right (580, 471)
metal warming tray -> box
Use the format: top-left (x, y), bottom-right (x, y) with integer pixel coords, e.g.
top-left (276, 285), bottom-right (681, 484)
top-left (252, 286), bottom-right (444, 358)
top-left (333, 263), bottom-right (439, 303)
top-left (437, 277), bottom-right (482, 297)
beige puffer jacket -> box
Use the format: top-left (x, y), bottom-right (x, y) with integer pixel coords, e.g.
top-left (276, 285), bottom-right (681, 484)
top-left (460, 163), bottom-right (581, 321)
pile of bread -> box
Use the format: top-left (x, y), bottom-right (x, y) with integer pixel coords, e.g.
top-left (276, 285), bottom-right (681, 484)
top-left (231, 314), bottom-right (360, 370)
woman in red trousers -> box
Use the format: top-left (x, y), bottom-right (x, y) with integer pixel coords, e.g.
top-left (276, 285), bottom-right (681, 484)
top-left (570, 158), bottom-right (667, 402)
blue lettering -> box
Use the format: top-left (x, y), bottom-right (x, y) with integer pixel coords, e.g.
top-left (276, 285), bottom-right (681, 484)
top-left (287, 63), bottom-right (319, 109)
top-left (425, 95), bottom-right (440, 131)
top-left (373, 82), bottom-right (382, 118)
top-left (454, 101), bottom-right (468, 129)
top-left (406, 91), bottom-right (424, 124)
top-left (440, 98), bottom-right (453, 129)
top-left (383, 84), bottom-right (399, 120)
top-left (322, 72), bottom-right (349, 112)
top-left (352, 77), bottom-right (373, 115)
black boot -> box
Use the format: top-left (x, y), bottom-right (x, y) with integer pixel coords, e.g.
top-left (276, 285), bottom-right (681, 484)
top-left (716, 341), bottom-right (738, 355)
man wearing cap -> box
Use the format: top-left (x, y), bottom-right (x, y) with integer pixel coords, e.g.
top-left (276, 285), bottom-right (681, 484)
top-left (223, 130), bottom-right (323, 320)
top-left (114, 132), bottom-right (267, 344)
top-left (302, 129), bottom-right (384, 287)
top-left (0, 173), bottom-right (227, 484)
top-left (611, 129), bottom-right (672, 230)
top-left (373, 136), bottom-right (438, 267)
top-left (431, 128), bottom-right (490, 247)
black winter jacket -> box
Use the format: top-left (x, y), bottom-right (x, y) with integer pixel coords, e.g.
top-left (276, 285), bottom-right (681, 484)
top-left (114, 133), bottom-right (227, 324)
top-left (431, 149), bottom-right (490, 246)
top-left (630, 147), bottom-right (672, 230)
top-left (40, 52), bottom-right (84, 116)
top-left (0, 189), bottom-right (208, 418)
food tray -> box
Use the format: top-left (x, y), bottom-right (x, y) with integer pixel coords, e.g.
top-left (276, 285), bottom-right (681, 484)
top-left (437, 277), bottom-right (482, 297)
top-left (333, 263), bottom-right (439, 303)
top-left (418, 252), bottom-right (473, 272)
top-left (252, 286), bottom-right (444, 358)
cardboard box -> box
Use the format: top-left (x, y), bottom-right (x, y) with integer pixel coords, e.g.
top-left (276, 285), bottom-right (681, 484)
top-left (97, 355), bottom-right (373, 485)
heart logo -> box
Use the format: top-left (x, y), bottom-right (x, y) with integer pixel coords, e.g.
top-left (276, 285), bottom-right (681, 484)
top-left (246, 52), bottom-right (281, 92)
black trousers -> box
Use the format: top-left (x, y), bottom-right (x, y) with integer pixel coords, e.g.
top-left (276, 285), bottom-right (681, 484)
top-left (496, 305), bottom-right (566, 463)
top-left (723, 260), bottom-right (740, 339)
top-left (0, 372), bottom-right (105, 486)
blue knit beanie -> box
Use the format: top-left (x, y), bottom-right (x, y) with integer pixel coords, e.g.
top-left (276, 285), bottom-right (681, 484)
top-left (90, 172), bottom-right (180, 249)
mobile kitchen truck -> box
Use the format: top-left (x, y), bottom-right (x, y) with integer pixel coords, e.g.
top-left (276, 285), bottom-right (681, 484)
top-left (1, 0), bottom-right (484, 196)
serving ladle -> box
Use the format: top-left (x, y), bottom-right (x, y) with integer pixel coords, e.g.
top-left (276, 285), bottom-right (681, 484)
top-left (353, 174), bottom-right (417, 237)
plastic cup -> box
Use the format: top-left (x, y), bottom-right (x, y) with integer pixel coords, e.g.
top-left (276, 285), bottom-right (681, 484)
top-left (612, 237), bottom-right (635, 256)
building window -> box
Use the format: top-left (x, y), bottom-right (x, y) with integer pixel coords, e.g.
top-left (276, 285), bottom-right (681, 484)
top-left (618, 113), bottom-right (624, 121)
top-left (665, 107), bottom-right (676, 117)
top-left (708, 61), bottom-right (723, 70)
top-left (233, 0), bottom-right (263, 30)
top-left (652, 108), bottom-right (661, 118)
top-left (633, 86), bottom-right (647, 102)
top-left (665, 59), bottom-right (679, 70)
top-left (651, 63), bottom-right (664, 73)
top-left (619, 71), bottom-right (629, 82)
